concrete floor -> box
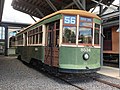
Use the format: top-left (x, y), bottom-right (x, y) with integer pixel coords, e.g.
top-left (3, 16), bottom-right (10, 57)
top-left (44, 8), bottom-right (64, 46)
top-left (97, 66), bottom-right (120, 79)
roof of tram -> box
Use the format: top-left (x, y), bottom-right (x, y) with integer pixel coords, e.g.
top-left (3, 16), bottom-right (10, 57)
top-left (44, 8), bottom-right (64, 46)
top-left (0, 0), bottom-right (119, 24)
top-left (11, 0), bottom-right (118, 19)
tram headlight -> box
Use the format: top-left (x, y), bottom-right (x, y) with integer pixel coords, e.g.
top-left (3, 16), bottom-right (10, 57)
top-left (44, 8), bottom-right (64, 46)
top-left (83, 53), bottom-right (90, 60)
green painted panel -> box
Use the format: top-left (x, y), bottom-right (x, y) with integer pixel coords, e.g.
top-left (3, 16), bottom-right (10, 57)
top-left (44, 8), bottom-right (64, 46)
top-left (93, 18), bottom-right (101, 24)
top-left (27, 14), bottom-right (62, 31)
top-left (17, 46), bottom-right (45, 63)
top-left (59, 46), bottom-right (100, 69)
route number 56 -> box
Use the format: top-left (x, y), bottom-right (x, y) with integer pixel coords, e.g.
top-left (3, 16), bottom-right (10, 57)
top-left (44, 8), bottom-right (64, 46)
top-left (64, 16), bottom-right (76, 24)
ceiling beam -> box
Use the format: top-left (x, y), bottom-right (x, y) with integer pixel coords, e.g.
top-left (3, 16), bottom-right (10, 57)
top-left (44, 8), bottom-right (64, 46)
top-left (73, 0), bottom-right (85, 10)
top-left (81, 0), bottom-right (86, 10)
top-left (12, 4), bottom-right (41, 18)
top-left (45, 0), bottom-right (57, 11)
top-left (91, 0), bottom-right (117, 11)
top-left (15, 0), bottom-right (45, 17)
top-left (101, 11), bottom-right (119, 19)
top-left (0, 21), bottom-right (30, 27)
top-left (73, 0), bottom-right (81, 10)
top-left (35, 8), bottom-right (44, 17)
top-left (77, 0), bottom-right (85, 10)
top-left (30, 15), bottom-right (37, 22)
top-left (91, 0), bottom-right (102, 13)
top-left (112, 4), bottom-right (119, 7)
top-left (64, 2), bottom-right (75, 9)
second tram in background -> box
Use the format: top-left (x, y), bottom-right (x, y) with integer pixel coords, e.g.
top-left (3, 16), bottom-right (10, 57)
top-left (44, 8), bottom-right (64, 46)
top-left (15, 9), bottom-right (101, 73)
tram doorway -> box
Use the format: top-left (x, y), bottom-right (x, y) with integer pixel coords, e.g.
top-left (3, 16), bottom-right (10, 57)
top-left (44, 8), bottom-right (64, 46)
top-left (44, 21), bottom-right (59, 67)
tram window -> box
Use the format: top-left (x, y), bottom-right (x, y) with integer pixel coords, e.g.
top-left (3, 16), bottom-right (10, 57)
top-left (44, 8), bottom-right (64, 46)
top-left (56, 22), bottom-right (59, 29)
top-left (30, 36), bottom-right (32, 44)
top-left (78, 28), bottom-right (92, 44)
top-left (17, 35), bottom-right (23, 45)
top-left (33, 35), bottom-right (35, 44)
top-left (24, 33), bottom-right (27, 46)
top-left (36, 34), bottom-right (38, 44)
top-left (94, 30), bottom-right (99, 44)
top-left (94, 24), bottom-right (100, 44)
top-left (62, 26), bottom-right (76, 44)
top-left (39, 26), bottom-right (43, 44)
top-left (47, 32), bottom-right (52, 46)
top-left (95, 24), bottom-right (100, 29)
top-left (48, 23), bottom-right (54, 30)
top-left (80, 22), bottom-right (92, 27)
top-left (80, 17), bottom-right (92, 22)
top-left (39, 32), bottom-right (42, 44)
top-left (55, 30), bottom-right (59, 47)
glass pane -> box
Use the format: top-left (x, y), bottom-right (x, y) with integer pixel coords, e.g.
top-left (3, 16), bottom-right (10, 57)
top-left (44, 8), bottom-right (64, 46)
top-left (47, 32), bottom-right (52, 46)
top-left (39, 26), bottom-right (42, 33)
top-left (33, 35), bottom-right (35, 44)
top-left (95, 24), bottom-right (100, 29)
top-left (94, 30), bottom-right (99, 44)
top-left (0, 27), bottom-right (5, 39)
top-left (55, 30), bottom-right (59, 47)
top-left (78, 28), bottom-right (92, 44)
top-left (80, 22), bottom-right (92, 27)
top-left (36, 34), bottom-right (38, 44)
top-left (39, 33), bottom-right (43, 44)
top-left (80, 17), bottom-right (92, 22)
top-left (63, 27), bottom-right (76, 43)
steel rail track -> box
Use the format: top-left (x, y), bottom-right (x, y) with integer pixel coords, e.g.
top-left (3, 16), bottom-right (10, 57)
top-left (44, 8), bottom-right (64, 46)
top-left (85, 74), bottom-right (120, 89)
top-left (54, 74), bottom-right (85, 90)
top-left (92, 77), bottom-right (120, 89)
top-left (29, 62), bottom-right (120, 90)
top-left (32, 66), bottom-right (85, 90)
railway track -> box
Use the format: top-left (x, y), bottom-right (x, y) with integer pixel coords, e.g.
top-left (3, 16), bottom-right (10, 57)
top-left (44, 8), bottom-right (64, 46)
top-left (44, 73), bottom-right (119, 90)
top-left (30, 64), bottom-right (120, 90)
top-left (54, 74), bottom-right (85, 90)
top-left (55, 73), bottom-right (120, 90)
top-left (91, 76), bottom-right (120, 89)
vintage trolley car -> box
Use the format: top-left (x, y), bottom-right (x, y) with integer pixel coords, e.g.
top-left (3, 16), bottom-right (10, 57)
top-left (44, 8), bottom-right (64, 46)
top-left (16, 9), bottom-right (101, 73)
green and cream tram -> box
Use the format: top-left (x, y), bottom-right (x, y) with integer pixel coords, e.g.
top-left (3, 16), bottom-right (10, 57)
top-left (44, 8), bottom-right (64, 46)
top-left (16, 9), bottom-right (101, 73)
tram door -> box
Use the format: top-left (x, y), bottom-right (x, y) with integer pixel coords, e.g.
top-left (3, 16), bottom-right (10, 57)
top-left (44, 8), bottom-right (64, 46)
top-left (45, 21), bottom-right (59, 67)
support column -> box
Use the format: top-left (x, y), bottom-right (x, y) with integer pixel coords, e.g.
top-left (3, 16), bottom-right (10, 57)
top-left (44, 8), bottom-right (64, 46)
top-left (4, 25), bottom-right (8, 56)
top-left (100, 5), bottom-right (103, 66)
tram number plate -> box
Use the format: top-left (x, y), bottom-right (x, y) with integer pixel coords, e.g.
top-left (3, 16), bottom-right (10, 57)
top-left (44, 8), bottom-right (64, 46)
top-left (80, 48), bottom-right (91, 52)
top-left (64, 15), bottom-right (76, 24)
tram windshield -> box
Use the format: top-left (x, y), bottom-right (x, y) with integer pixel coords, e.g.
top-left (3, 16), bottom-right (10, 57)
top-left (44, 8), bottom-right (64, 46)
top-left (78, 28), bottom-right (92, 44)
top-left (62, 26), bottom-right (76, 44)
top-left (62, 15), bottom-right (101, 46)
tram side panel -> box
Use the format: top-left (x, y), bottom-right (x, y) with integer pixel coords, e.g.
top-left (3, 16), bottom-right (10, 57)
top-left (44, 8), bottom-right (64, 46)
top-left (17, 46), bottom-right (45, 63)
top-left (59, 46), bottom-right (101, 73)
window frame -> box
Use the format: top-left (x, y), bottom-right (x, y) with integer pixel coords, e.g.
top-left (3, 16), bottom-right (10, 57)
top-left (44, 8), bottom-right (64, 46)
top-left (62, 15), bottom-right (77, 45)
top-left (17, 34), bottom-right (24, 46)
top-left (78, 16), bottom-right (93, 46)
top-left (94, 23), bottom-right (101, 46)
top-left (28, 25), bottom-right (43, 46)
